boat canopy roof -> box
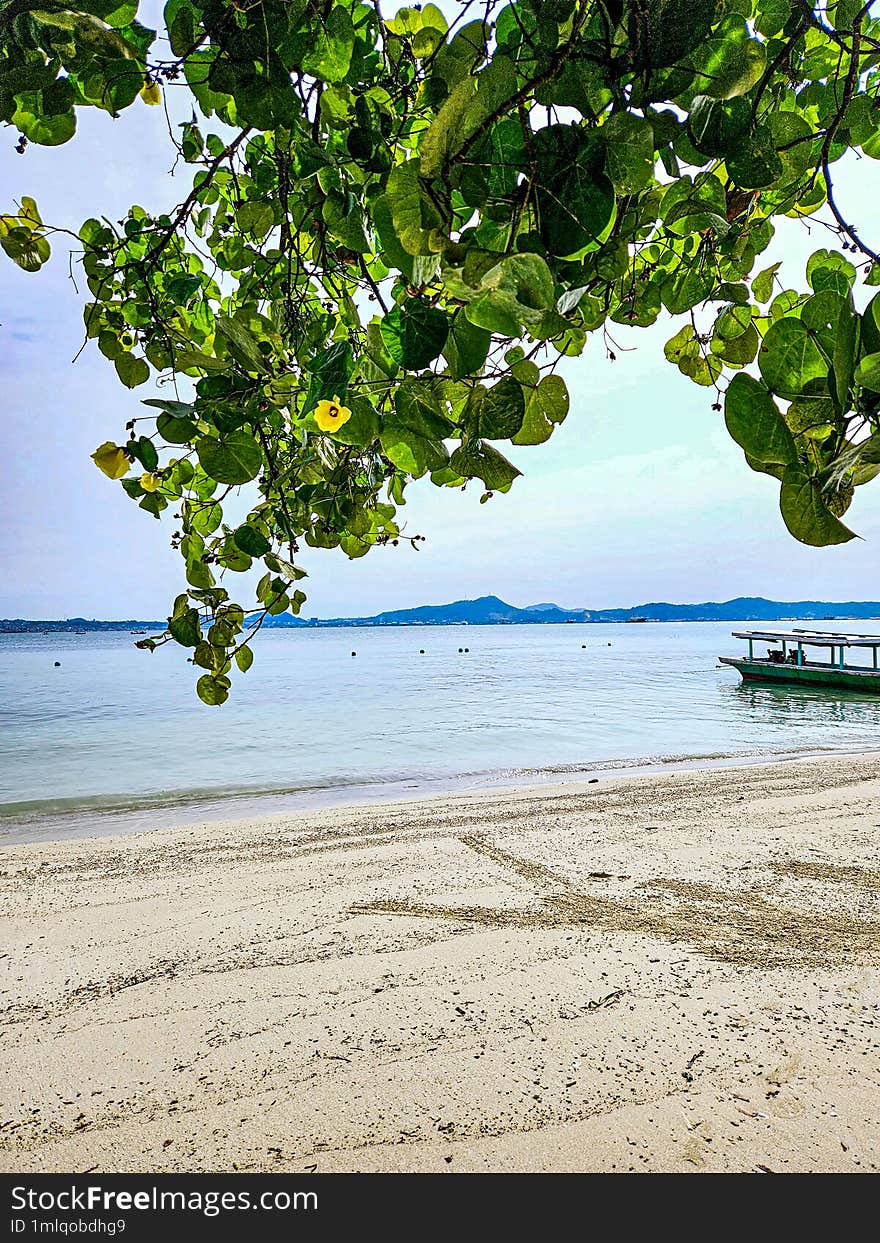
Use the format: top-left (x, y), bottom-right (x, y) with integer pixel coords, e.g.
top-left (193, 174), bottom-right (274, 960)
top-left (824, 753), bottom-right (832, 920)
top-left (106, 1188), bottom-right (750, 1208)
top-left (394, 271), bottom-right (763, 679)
top-left (732, 628), bottom-right (880, 648)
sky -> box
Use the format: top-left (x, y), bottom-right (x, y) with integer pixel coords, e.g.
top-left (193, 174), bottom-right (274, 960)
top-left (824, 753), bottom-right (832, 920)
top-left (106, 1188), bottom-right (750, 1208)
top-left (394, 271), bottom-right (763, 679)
top-left (3, 11), bottom-right (880, 619)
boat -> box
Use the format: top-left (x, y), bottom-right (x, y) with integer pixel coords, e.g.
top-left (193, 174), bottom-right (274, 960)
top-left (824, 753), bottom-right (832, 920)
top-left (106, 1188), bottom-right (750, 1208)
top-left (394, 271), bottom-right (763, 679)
top-left (720, 629), bottom-right (880, 693)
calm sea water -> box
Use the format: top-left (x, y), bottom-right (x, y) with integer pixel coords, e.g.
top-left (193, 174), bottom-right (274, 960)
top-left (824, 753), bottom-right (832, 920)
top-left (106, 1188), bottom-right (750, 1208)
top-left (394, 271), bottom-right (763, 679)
top-left (2, 621), bottom-right (880, 842)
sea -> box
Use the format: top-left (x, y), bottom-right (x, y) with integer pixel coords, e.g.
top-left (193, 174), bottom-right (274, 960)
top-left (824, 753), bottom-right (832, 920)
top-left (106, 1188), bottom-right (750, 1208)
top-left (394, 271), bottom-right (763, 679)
top-left (2, 620), bottom-right (880, 843)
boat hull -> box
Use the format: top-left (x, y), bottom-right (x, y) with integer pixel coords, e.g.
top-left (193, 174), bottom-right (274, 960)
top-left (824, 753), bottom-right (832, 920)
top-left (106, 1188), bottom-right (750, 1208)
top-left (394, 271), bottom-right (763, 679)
top-left (719, 656), bottom-right (880, 693)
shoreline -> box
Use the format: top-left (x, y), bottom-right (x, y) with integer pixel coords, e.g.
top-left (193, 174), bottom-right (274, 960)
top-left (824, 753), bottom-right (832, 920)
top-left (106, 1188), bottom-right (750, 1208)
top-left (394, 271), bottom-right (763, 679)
top-left (2, 751), bottom-right (879, 1173)
top-left (5, 741), bottom-right (880, 847)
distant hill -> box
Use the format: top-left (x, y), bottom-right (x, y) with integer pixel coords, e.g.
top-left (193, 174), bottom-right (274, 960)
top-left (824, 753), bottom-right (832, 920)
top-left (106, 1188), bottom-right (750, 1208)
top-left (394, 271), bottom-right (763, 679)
top-left (4, 595), bottom-right (880, 633)
top-left (264, 595), bottom-right (587, 627)
top-left (583, 596), bottom-right (880, 623)
top-left (262, 594), bottom-right (880, 627)
top-left (0, 617), bottom-right (164, 633)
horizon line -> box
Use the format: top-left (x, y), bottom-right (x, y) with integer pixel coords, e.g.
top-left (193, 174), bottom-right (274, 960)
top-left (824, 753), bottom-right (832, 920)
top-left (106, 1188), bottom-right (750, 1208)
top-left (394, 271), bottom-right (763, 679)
top-left (5, 592), bottom-right (880, 626)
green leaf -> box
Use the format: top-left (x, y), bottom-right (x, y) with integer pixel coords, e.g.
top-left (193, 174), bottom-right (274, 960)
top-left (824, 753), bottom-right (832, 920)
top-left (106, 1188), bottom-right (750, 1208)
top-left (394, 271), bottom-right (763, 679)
top-left (602, 112), bottom-right (655, 193)
top-left (130, 434), bottom-right (158, 471)
top-left (234, 645), bottom-right (254, 673)
top-left (331, 395), bottom-right (381, 447)
top-left (727, 125), bottom-right (783, 189)
top-left (806, 249), bottom-right (857, 296)
top-left (300, 5), bottom-right (354, 82)
top-left (861, 292), bottom-right (880, 355)
top-left (715, 304), bottom-right (753, 342)
top-left (855, 352), bottom-right (880, 391)
top-left (169, 607), bottom-right (201, 648)
top-left (449, 440), bottom-right (520, 491)
top-left (443, 314), bottom-right (491, 379)
top-left (215, 314), bottom-right (269, 374)
top-left (758, 318), bottom-right (829, 399)
top-left (380, 419), bottom-right (449, 477)
top-left (165, 273), bottom-right (202, 303)
top-left (751, 262), bottom-right (781, 303)
top-left (779, 466), bottom-right (855, 546)
top-left (512, 375), bottom-right (570, 447)
top-left (264, 553), bottom-right (306, 582)
top-left (196, 674), bottom-right (230, 706)
top-left (371, 193), bottom-right (415, 278)
top-left (687, 94), bottom-right (750, 156)
top-left (380, 299), bottom-right (450, 371)
top-left (767, 112), bottom-right (815, 184)
top-left (114, 353), bottom-right (150, 388)
top-left (233, 525), bottom-right (270, 557)
top-left (536, 375), bottom-right (569, 423)
top-left (195, 431), bottom-right (262, 485)
top-left (388, 3), bottom-right (448, 35)
top-left (386, 159), bottom-right (445, 256)
top-left (534, 125), bottom-right (616, 259)
top-left (192, 641), bottom-right (215, 670)
top-left (187, 562), bottom-right (216, 595)
top-left (393, 379), bottom-right (455, 439)
top-left (323, 194), bottom-right (371, 253)
top-left (0, 225), bottom-right (51, 271)
top-left (665, 322), bottom-right (722, 385)
top-left (419, 55), bottom-right (517, 178)
top-left (190, 502), bottom-right (222, 535)
top-left (832, 297), bottom-right (859, 408)
top-left (156, 412), bottom-right (197, 444)
top-left (512, 395), bottom-right (554, 445)
top-left (466, 252), bottom-right (557, 337)
top-left (691, 16), bottom-right (766, 99)
top-left (633, 0), bottom-right (715, 68)
top-left (304, 341), bottom-right (354, 412)
top-left (712, 321), bottom-right (759, 366)
top-left (479, 378), bottom-right (526, 439)
top-left (724, 373), bottom-right (797, 468)
top-left (175, 348), bottom-right (231, 374)
top-left (660, 265), bottom-right (714, 315)
top-left (235, 201), bottom-right (274, 238)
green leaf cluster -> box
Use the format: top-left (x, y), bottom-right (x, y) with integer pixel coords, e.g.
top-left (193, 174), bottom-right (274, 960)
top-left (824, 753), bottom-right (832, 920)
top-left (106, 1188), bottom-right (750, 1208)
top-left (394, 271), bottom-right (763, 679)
top-left (4, 0), bottom-right (880, 697)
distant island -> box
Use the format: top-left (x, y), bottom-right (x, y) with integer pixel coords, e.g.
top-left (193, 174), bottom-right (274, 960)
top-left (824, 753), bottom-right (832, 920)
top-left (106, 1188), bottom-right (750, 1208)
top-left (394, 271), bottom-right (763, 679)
top-left (4, 595), bottom-right (880, 633)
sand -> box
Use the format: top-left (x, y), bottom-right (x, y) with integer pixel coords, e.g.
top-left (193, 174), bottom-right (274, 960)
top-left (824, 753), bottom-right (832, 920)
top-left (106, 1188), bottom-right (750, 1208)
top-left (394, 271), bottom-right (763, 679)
top-left (1, 753), bottom-right (879, 1173)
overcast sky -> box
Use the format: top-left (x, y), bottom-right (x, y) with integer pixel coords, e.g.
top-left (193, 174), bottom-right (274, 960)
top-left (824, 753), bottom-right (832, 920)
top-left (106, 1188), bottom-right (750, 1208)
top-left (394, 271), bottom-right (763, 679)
top-left (3, 13), bottom-right (880, 619)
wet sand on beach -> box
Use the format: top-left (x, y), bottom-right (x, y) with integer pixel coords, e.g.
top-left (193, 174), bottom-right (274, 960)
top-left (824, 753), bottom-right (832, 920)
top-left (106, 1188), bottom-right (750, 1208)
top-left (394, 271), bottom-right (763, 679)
top-left (2, 753), bottom-right (879, 1173)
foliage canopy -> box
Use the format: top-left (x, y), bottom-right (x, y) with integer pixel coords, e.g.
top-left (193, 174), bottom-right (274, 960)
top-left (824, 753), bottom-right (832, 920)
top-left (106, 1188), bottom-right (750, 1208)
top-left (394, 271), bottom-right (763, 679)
top-left (3, 0), bottom-right (880, 700)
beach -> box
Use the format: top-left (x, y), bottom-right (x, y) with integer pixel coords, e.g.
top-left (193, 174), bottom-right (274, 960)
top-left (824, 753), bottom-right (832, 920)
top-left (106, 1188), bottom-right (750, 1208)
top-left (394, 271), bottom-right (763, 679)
top-left (1, 753), bottom-right (879, 1174)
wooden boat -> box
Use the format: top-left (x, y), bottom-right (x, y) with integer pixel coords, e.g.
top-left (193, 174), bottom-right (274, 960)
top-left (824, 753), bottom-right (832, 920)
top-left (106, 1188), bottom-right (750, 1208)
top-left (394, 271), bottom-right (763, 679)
top-left (720, 629), bottom-right (880, 693)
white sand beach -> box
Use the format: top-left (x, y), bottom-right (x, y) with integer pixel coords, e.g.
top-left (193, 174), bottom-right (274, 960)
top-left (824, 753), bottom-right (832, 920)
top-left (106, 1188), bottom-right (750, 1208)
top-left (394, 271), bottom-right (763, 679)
top-left (1, 753), bottom-right (879, 1173)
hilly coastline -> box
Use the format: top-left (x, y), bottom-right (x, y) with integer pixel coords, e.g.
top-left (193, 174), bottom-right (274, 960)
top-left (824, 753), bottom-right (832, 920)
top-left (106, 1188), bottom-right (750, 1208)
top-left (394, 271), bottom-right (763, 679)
top-left (3, 595), bottom-right (880, 632)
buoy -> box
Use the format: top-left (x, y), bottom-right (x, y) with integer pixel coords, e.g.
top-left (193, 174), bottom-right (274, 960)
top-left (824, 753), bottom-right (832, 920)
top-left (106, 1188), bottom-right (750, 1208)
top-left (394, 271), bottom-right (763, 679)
top-left (419, 649), bottom-right (425, 654)
top-left (54, 661), bottom-right (61, 667)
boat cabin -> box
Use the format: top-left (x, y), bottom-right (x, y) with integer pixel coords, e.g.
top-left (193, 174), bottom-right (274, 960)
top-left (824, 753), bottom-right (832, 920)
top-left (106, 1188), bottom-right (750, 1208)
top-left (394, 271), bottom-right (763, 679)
top-left (720, 628), bottom-right (880, 693)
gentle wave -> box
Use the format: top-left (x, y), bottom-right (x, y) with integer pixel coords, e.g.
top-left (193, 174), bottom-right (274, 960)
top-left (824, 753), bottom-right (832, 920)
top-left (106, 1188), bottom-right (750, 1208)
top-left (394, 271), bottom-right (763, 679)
top-left (0, 740), bottom-right (868, 845)
top-left (4, 622), bottom-right (880, 844)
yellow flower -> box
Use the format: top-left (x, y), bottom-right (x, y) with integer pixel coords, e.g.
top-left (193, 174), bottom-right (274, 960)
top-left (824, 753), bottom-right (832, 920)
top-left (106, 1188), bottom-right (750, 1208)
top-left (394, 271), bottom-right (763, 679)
top-left (314, 395), bottom-right (352, 433)
top-left (91, 442), bottom-right (129, 480)
top-left (140, 472), bottom-right (160, 492)
top-left (140, 79), bottom-right (162, 106)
